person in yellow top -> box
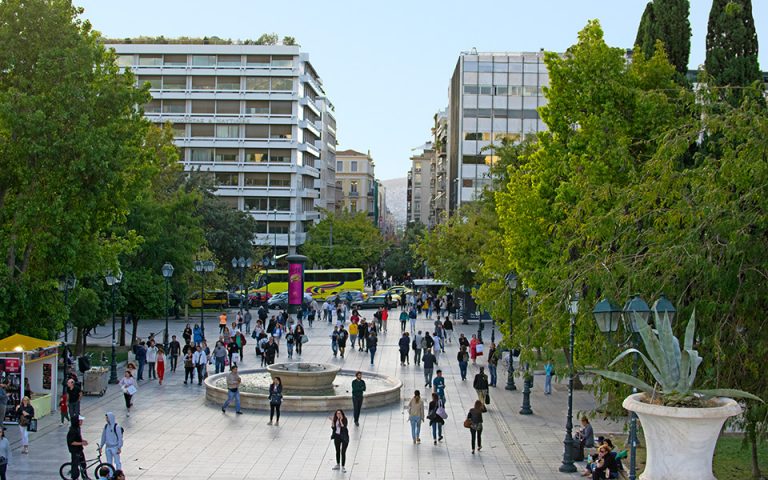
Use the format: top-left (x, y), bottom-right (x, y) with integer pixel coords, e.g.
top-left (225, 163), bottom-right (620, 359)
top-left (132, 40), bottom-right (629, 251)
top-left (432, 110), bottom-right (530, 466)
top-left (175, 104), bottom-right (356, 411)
top-left (219, 312), bottom-right (228, 335)
top-left (348, 322), bottom-right (359, 350)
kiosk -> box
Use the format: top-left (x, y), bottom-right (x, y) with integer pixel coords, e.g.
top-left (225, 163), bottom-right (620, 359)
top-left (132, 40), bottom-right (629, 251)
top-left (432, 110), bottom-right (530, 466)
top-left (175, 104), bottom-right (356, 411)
top-left (0, 334), bottom-right (60, 422)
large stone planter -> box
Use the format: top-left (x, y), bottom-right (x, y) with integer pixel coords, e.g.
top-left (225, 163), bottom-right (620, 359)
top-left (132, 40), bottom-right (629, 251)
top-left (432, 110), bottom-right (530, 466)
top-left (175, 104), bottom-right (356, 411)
top-left (623, 393), bottom-right (742, 480)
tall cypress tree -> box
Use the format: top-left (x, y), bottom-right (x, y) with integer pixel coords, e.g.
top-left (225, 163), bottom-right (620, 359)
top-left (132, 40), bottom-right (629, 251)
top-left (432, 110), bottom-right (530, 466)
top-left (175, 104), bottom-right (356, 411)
top-left (705, 0), bottom-right (761, 88)
top-left (634, 0), bottom-right (691, 74)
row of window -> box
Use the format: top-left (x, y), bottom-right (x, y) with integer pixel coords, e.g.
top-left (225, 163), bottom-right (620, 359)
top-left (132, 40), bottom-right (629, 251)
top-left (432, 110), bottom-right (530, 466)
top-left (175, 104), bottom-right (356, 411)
top-left (146, 99), bottom-right (294, 116)
top-left (254, 222), bottom-right (290, 234)
top-left (463, 132), bottom-right (521, 142)
top-left (462, 155), bottom-right (500, 165)
top-left (188, 148), bottom-right (292, 163)
top-left (336, 160), bottom-right (359, 173)
top-left (244, 197), bottom-right (291, 211)
top-left (213, 172), bottom-right (291, 188)
top-left (176, 123), bottom-right (293, 139)
top-left (137, 75), bottom-right (294, 92)
top-left (464, 60), bottom-right (546, 73)
top-left (463, 85), bottom-right (543, 96)
top-left (463, 108), bottom-right (540, 119)
top-left (119, 54), bottom-right (295, 69)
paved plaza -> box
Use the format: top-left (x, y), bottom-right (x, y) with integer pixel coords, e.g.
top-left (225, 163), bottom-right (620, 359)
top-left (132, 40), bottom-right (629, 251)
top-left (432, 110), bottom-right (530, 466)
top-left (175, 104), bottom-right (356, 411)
top-left (9, 311), bottom-right (623, 479)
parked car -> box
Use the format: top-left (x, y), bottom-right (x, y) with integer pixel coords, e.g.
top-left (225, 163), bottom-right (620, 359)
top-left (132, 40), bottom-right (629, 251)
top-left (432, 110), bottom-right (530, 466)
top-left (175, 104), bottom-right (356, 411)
top-left (352, 295), bottom-right (397, 310)
top-left (188, 290), bottom-right (228, 309)
top-left (228, 292), bottom-right (245, 308)
top-left (326, 290), bottom-right (365, 305)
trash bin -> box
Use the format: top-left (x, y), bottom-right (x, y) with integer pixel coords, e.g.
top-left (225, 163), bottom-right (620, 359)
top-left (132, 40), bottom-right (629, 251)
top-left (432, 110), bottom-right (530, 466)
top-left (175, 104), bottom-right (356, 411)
top-left (83, 367), bottom-right (109, 396)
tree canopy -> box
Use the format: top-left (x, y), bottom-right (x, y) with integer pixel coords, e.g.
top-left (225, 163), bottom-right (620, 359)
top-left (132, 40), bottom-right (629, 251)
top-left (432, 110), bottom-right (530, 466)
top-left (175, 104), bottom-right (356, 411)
top-left (301, 211), bottom-right (386, 270)
top-left (634, 0), bottom-right (691, 75)
top-left (705, 0), bottom-right (761, 93)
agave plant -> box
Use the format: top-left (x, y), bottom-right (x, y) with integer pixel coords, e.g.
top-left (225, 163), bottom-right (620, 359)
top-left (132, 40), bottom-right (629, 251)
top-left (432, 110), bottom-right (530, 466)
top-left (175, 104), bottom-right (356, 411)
top-left (592, 310), bottom-right (763, 407)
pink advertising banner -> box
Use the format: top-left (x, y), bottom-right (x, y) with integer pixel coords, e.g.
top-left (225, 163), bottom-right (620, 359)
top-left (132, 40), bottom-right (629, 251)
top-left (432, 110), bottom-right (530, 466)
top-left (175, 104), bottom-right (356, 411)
top-left (288, 262), bottom-right (304, 306)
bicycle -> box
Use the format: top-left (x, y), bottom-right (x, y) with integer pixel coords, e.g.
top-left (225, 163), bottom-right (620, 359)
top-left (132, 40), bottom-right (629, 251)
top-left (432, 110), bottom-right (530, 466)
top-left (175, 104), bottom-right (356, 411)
top-left (59, 443), bottom-right (115, 479)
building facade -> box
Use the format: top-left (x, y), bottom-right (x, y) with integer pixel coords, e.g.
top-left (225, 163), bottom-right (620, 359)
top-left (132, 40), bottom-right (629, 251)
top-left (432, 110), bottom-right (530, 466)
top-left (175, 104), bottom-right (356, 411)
top-left (446, 51), bottom-right (549, 214)
top-left (406, 144), bottom-right (434, 225)
top-left (335, 149), bottom-right (376, 215)
top-left (110, 43), bottom-right (337, 253)
top-left (430, 110), bottom-right (448, 225)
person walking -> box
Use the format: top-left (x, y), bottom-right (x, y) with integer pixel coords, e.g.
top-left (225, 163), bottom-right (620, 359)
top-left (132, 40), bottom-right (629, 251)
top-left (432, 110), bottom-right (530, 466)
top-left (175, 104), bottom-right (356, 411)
top-left (221, 366), bottom-right (243, 415)
top-left (358, 320), bottom-right (368, 352)
top-left (0, 382), bottom-right (7, 426)
top-left (458, 333), bottom-right (470, 351)
top-left (381, 307), bottom-right (388, 333)
top-left (399, 310), bottom-right (408, 332)
top-left (330, 410), bottom-right (350, 472)
top-left (422, 348), bottom-right (437, 387)
top-left (470, 334), bottom-right (483, 364)
top-left (100, 412), bottom-right (124, 470)
top-left (432, 370), bottom-right (446, 404)
top-left (398, 332), bottom-right (410, 366)
top-left (213, 341), bottom-right (227, 374)
top-left (413, 331), bottom-right (423, 365)
top-left (193, 324), bottom-right (203, 346)
top-left (134, 341), bottom-right (147, 380)
top-left (146, 340), bottom-right (158, 380)
top-left (424, 332), bottom-right (435, 354)
top-left (443, 316), bottom-right (454, 344)
top-left (338, 325), bottom-right (349, 358)
top-left (119, 371), bottom-right (137, 417)
top-left (169, 335), bottom-right (181, 373)
top-left (428, 392), bottom-right (445, 445)
top-left (193, 345), bottom-right (208, 385)
top-left (457, 346), bottom-right (470, 381)
top-left (67, 415), bottom-right (88, 479)
top-left (544, 359), bottom-right (554, 395)
top-left (348, 321), bottom-right (358, 351)
top-left (473, 367), bottom-right (490, 406)
top-left (407, 390), bottom-right (425, 444)
top-left (156, 347), bottom-right (166, 385)
top-left (59, 391), bottom-right (69, 425)
top-left (15, 396), bottom-right (33, 454)
top-left (219, 311), bottom-right (228, 335)
top-left (182, 324), bottom-right (193, 346)
top-left (367, 332), bottom-right (378, 365)
top-left (65, 378), bottom-right (82, 422)
top-left (0, 426), bottom-right (10, 480)
top-left (487, 343), bottom-right (498, 387)
top-left (268, 377), bottom-right (283, 425)
top-left (183, 349), bottom-right (195, 384)
top-left (467, 400), bottom-right (484, 454)
top-left (244, 309), bottom-right (253, 334)
top-left (351, 371), bottom-right (366, 426)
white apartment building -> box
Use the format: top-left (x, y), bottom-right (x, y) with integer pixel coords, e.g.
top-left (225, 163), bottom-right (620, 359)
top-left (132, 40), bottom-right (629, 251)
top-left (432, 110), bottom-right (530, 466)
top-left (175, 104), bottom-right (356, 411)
top-left (110, 43), bottom-right (337, 253)
top-left (447, 51), bottom-right (549, 214)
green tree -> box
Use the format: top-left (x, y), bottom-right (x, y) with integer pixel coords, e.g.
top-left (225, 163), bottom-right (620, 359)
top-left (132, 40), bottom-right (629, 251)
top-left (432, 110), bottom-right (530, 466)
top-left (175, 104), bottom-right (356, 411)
top-left (382, 223), bottom-right (424, 281)
top-left (634, 0), bottom-right (691, 74)
top-left (705, 0), bottom-right (761, 94)
top-left (0, 0), bottom-right (166, 337)
top-left (255, 33), bottom-right (278, 45)
top-left (282, 36), bottom-right (298, 46)
top-left (301, 211), bottom-right (386, 270)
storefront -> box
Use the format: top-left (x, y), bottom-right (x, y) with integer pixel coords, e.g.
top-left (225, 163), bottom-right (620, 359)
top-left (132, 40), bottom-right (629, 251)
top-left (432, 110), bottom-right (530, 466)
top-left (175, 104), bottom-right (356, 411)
top-left (0, 334), bottom-right (60, 422)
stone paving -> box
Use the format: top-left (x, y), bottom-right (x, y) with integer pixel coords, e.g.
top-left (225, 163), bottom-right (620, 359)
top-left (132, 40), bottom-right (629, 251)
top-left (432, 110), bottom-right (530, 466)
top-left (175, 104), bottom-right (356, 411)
top-left (10, 310), bottom-right (625, 479)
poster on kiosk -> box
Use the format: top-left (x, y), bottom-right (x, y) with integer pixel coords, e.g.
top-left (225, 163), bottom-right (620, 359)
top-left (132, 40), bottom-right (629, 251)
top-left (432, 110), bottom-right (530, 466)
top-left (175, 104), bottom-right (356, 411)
top-left (0, 358), bottom-right (22, 422)
top-left (286, 255), bottom-right (307, 315)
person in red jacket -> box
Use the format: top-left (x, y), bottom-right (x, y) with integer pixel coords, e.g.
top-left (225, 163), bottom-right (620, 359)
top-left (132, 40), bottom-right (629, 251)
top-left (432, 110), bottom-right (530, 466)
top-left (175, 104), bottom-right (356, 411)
top-left (59, 392), bottom-right (69, 425)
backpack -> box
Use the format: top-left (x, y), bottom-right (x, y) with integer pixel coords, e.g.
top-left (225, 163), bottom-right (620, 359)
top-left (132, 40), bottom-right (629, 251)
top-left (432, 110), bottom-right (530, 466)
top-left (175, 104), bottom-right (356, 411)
top-left (412, 340), bottom-right (418, 350)
top-left (106, 423), bottom-right (124, 437)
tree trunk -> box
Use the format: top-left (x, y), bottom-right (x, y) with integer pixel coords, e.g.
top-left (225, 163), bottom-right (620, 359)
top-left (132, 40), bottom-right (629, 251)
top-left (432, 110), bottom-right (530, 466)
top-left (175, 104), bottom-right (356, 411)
top-left (131, 314), bottom-right (139, 346)
top-left (119, 313), bottom-right (126, 346)
top-left (750, 427), bottom-right (762, 480)
top-left (535, 346), bottom-right (542, 360)
top-left (75, 328), bottom-right (83, 355)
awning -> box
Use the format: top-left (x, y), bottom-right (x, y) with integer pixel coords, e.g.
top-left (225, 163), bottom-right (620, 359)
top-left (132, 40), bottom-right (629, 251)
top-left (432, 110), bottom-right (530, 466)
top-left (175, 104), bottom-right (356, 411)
top-left (0, 334), bottom-right (60, 353)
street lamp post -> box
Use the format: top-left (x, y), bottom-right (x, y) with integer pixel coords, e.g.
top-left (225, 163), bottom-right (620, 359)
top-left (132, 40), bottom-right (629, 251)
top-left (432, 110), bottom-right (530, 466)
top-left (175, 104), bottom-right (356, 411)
top-left (105, 270), bottom-right (123, 385)
top-left (57, 274), bottom-right (77, 343)
top-left (231, 257), bottom-right (253, 315)
top-left (161, 262), bottom-right (174, 352)
top-left (519, 287), bottom-right (536, 415)
top-left (193, 260), bottom-right (216, 340)
top-left (559, 291), bottom-right (579, 473)
top-left (622, 294), bottom-right (651, 480)
top-left (504, 271), bottom-right (518, 391)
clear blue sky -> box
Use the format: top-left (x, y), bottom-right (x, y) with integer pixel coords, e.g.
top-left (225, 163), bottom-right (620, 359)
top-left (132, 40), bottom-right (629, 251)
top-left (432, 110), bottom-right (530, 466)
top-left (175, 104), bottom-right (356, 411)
top-left (76, 0), bottom-right (768, 180)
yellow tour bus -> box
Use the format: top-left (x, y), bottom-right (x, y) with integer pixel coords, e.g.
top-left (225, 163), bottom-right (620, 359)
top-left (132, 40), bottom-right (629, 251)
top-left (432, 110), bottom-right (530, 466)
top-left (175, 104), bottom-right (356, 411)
top-left (256, 268), bottom-right (364, 300)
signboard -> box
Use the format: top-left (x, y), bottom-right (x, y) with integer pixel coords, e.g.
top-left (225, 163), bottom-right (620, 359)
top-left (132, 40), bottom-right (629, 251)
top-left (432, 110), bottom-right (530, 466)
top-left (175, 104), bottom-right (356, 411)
top-left (0, 357), bottom-right (22, 421)
top-left (287, 262), bottom-right (304, 307)
top-left (43, 363), bottom-right (52, 390)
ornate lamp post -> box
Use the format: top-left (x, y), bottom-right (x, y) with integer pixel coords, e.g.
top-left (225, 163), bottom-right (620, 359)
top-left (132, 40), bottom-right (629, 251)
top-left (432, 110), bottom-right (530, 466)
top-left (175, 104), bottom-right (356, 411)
top-left (231, 257), bottom-right (253, 314)
top-left (262, 256), bottom-right (276, 298)
top-left (193, 260), bottom-right (216, 339)
top-left (519, 287), bottom-right (536, 415)
top-left (559, 291), bottom-right (579, 473)
top-left (57, 274), bottom-right (77, 343)
top-left (104, 270), bottom-right (123, 384)
top-left (622, 294), bottom-right (651, 480)
top-left (161, 262), bottom-right (174, 352)
top-left (504, 271), bottom-right (518, 391)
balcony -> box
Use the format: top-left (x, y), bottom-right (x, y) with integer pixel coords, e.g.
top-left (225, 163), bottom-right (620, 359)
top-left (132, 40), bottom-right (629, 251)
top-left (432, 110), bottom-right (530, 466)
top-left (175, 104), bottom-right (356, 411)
top-left (299, 119), bottom-right (321, 137)
top-left (299, 97), bottom-right (320, 116)
top-left (349, 191), bottom-right (359, 197)
top-left (298, 142), bottom-right (320, 157)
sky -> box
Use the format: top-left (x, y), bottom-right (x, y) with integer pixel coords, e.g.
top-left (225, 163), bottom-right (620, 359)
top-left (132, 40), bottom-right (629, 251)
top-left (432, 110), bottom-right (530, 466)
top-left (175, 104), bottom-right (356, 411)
top-left (76, 0), bottom-right (768, 180)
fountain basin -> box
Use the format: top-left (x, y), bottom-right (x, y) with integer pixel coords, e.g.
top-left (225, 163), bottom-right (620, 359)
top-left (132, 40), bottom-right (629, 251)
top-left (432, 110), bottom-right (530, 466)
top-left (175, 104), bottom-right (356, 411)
top-left (267, 362), bottom-right (340, 391)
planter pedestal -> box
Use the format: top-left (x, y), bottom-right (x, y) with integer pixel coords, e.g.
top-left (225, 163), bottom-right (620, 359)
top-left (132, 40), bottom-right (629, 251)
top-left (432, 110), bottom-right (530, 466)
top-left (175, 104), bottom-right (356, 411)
top-left (623, 393), bottom-right (741, 480)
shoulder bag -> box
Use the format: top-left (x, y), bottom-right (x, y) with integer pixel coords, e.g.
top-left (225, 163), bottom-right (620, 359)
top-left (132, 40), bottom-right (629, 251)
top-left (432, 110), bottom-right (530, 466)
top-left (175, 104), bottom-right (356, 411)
top-left (27, 418), bottom-right (38, 432)
top-left (463, 418), bottom-right (472, 429)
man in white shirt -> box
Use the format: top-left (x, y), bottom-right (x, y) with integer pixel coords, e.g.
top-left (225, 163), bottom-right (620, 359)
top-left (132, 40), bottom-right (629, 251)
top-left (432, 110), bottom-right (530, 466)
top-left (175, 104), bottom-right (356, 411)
top-left (192, 345), bottom-right (207, 385)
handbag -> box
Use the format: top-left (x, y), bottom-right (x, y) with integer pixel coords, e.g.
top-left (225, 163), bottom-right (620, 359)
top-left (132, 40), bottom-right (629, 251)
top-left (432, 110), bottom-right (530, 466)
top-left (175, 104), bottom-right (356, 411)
top-left (301, 335), bottom-right (309, 344)
top-left (463, 418), bottom-right (473, 429)
top-left (27, 418), bottom-right (38, 432)
top-left (436, 405), bottom-right (448, 420)
top-left (475, 343), bottom-right (484, 354)
top-left (126, 385), bottom-right (138, 396)
top-left (18, 415), bottom-right (29, 427)
top-left (485, 390), bottom-right (491, 405)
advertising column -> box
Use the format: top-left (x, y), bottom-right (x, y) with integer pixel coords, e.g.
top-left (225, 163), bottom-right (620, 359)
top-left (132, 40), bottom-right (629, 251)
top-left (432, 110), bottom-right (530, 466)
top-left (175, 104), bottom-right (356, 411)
top-left (286, 255), bottom-right (308, 315)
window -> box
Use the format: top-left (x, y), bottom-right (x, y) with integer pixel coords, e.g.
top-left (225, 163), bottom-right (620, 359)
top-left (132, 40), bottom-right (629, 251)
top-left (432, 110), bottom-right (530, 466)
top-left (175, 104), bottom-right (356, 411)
top-left (245, 101), bottom-right (269, 115)
top-left (138, 76), bottom-right (161, 89)
top-left (271, 101), bottom-right (292, 115)
top-left (191, 124), bottom-right (215, 138)
top-left (523, 86), bottom-right (541, 96)
top-left (246, 55), bottom-right (270, 67)
top-left (270, 149), bottom-right (290, 163)
top-left (463, 155), bottom-right (498, 165)
top-left (269, 222), bottom-right (289, 234)
top-left (191, 100), bottom-right (215, 114)
top-left (214, 148), bottom-right (238, 162)
top-left (217, 77), bottom-right (240, 91)
top-left (350, 181), bottom-right (359, 194)
top-left (191, 76), bottom-right (215, 90)
top-left (190, 148), bottom-right (213, 162)
top-left (171, 123), bottom-right (186, 137)
top-left (271, 78), bottom-right (293, 91)
top-left (466, 85), bottom-right (493, 95)
top-left (244, 197), bottom-right (269, 211)
top-left (162, 76), bottom-right (186, 90)
top-left (116, 55), bottom-right (133, 67)
top-left (163, 55), bottom-right (186, 66)
top-left (270, 125), bottom-right (292, 139)
top-left (245, 149), bottom-right (268, 162)
top-left (191, 55), bottom-right (216, 67)
top-left (336, 161), bottom-right (343, 172)
top-left (138, 55), bottom-right (162, 66)
top-left (350, 200), bottom-right (357, 211)
top-left (414, 174), bottom-right (422, 187)
top-left (464, 132), bottom-right (491, 141)
top-left (254, 222), bottom-right (268, 233)
top-left (216, 100), bottom-right (240, 115)
top-left (245, 77), bottom-right (270, 91)
top-left (217, 55), bottom-right (241, 67)
top-left (269, 197), bottom-right (290, 211)
top-left (215, 125), bottom-right (239, 139)
top-left (271, 56), bottom-right (294, 68)
top-left (244, 173), bottom-right (268, 186)
top-left (162, 100), bottom-right (185, 114)
top-left (462, 179), bottom-right (474, 187)
top-left (270, 173), bottom-right (291, 187)
top-left (245, 125), bottom-right (269, 139)
top-left (350, 161), bottom-right (358, 172)
top-left (214, 172), bottom-right (238, 186)
top-left (463, 108), bottom-right (491, 118)
top-left (144, 100), bottom-right (161, 114)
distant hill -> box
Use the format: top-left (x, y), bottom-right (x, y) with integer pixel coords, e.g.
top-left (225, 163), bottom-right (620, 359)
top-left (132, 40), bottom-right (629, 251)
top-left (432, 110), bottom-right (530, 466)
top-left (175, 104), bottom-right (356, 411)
top-left (382, 177), bottom-right (407, 227)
